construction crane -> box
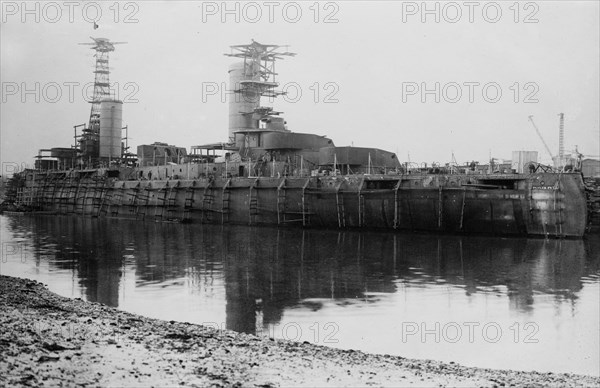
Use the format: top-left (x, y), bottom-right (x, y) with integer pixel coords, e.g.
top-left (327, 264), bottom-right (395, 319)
top-left (528, 115), bottom-right (554, 161)
top-left (558, 112), bottom-right (565, 161)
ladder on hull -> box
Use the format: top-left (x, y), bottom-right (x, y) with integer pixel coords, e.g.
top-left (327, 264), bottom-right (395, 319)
top-left (249, 178), bottom-right (259, 225)
top-left (182, 184), bottom-right (196, 221)
top-left (202, 181), bottom-right (214, 223)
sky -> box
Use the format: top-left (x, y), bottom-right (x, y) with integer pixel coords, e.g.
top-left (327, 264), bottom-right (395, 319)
top-left (1, 1), bottom-right (599, 172)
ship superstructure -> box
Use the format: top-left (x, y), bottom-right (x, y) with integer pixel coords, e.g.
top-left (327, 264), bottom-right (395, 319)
top-left (3, 39), bottom-right (592, 238)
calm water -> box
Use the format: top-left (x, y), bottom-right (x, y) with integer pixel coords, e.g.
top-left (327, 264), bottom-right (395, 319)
top-left (1, 214), bottom-right (599, 376)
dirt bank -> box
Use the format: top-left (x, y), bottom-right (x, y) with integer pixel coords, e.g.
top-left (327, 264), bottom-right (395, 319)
top-left (1, 275), bottom-right (598, 387)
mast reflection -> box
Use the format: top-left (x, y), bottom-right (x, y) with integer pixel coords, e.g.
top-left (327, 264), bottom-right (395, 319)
top-left (4, 215), bottom-right (598, 335)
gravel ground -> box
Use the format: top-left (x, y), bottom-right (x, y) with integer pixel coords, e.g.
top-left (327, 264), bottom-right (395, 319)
top-left (1, 275), bottom-right (598, 387)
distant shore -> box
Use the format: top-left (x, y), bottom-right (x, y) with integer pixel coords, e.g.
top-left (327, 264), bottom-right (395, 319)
top-left (1, 275), bottom-right (598, 387)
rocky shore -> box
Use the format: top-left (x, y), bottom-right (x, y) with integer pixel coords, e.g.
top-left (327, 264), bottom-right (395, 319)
top-left (1, 275), bottom-right (598, 387)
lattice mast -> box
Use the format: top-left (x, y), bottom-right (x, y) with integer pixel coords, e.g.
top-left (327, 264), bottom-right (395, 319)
top-left (78, 37), bottom-right (126, 161)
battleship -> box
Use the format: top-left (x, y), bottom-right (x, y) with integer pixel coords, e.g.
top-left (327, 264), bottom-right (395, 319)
top-left (2, 39), bottom-right (593, 238)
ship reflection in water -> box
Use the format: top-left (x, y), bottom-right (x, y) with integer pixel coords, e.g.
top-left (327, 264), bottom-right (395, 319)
top-left (1, 215), bottom-right (598, 376)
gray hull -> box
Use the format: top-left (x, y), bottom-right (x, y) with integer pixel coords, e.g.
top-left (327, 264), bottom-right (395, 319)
top-left (14, 170), bottom-right (589, 238)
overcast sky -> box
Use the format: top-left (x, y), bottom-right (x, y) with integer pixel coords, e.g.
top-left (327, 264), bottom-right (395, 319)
top-left (1, 1), bottom-right (599, 170)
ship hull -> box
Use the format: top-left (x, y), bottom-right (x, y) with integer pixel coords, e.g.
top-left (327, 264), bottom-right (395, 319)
top-left (12, 170), bottom-right (589, 238)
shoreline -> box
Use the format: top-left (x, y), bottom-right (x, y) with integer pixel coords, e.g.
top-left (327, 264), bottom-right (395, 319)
top-left (1, 275), bottom-right (598, 387)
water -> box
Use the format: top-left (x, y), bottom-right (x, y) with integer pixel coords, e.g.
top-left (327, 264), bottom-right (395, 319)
top-left (1, 214), bottom-right (598, 376)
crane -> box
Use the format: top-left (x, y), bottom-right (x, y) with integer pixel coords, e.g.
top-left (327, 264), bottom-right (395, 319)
top-left (528, 115), bottom-right (554, 161)
top-left (558, 113), bottom-right (565, 161)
